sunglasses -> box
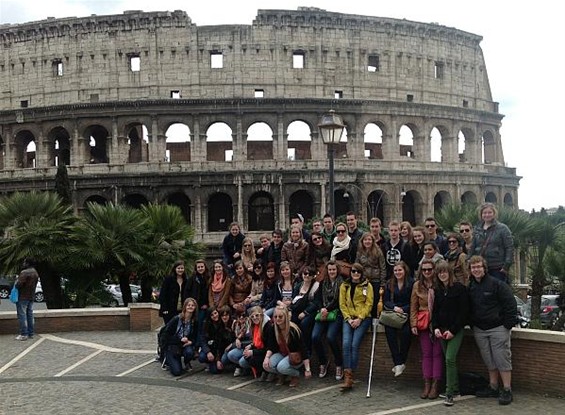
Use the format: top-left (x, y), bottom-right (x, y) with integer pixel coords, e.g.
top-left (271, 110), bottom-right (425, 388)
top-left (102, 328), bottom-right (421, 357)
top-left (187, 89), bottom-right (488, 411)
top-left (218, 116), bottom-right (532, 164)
top-left (250, 313), bottom-right (261, 319)
top-left (448, 240), bottom-right (458, 244)
top-left (425, 224), bottom-right (436, 228)
top-left (460, 229), bottom-right (471, 233)
top-left (336, 229), bottom-right (346, 234)
top-left (302, 271), bottom-right (310, 276)
top-left (422, 268), bottom-right (434, 272)
top-left (351, 269), bottom-right (361, 274)
top-left (274, 314), bottom-right (285, 319)
top-left (312, 237), bottom-right (322, 242)
top-left (243, 244), bottom-right (251, 247)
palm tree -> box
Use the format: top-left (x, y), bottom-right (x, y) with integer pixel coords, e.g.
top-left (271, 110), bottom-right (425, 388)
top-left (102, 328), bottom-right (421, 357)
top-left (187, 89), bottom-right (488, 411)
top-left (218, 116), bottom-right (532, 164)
top-left (434, 203), bottom-right (477, 235)
top-left (0, 192), bottom-right (76, 308)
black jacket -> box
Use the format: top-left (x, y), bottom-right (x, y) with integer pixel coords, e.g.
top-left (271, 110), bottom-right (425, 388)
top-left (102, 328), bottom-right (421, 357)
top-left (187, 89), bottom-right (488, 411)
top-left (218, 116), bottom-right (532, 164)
top-left (468, 274), bottom-right (517, 330)
top-left (185, 273), bottom-right (209, 308)
top-left (432, 282), bottom-right (469, 335)
top-left (159, 275), bottom-right (188, 317)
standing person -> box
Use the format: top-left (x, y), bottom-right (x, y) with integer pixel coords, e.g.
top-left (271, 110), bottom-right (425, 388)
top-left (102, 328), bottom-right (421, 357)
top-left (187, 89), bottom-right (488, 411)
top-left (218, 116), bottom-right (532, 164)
top-left (346, 212), bottom-right (363, 254)
top-left (384, 261), bottom-right (413, 377)
top-left (459, 221), bottom-right (474, 254)
top-left (331, 222), bottom-right (355, 277)
top-left (162, 297), bottom-right (199, 376)
top-left (159, 260), bottom-right (189, 325)
top-left (267, 229), bottom-right (284, 269)
top-left (282, 224), bottom-right (309, 278)
top-left (208, 260), bottom-right (232, 309)
top-left (321, 213), bottom-right (337, 244)
top-left (410, 226), bottom-right (429, 272)
top-left (186, 259), bottom-right (210, 330)
top-left (369, 217), bottom-right (388, 257)
top-left (312, 261), bottom-right (344, 380)
top-left (291, 213), bottom-right (311, 242)
top-left (308, 231), bottom-right (332, 281)
top-left (256, 234), bottom-right (271, 264)
top-left (229, 261), bottom-right (253, 315)
top-left (263, 304), bottom-right (309, 387)
top-left (410, 259), bottom-right (442, 399)
top-left (384, 221), bottom-right (415, 280)
top-left (222, 222), bottom-right (245, 274)
top-left (14, 258), bottom-right (39, 341)
top-left (444, 233), bottom-right (469, 286)
top-left (311, 218), bottom-right (323, 236)
top-left (261, 262), bottom-right (280, 317)
top-left (339, 262), bottom-right (374, 390)
top-left (468, 255), bottom-right (517, 406)
top-left (470, 203), bottom-right (514, 284)
top-left (241, 237), bottom-right (257, 273)
top-left (424, 217), bottom-right (448, 255)
top-left (356, 232), bottom-right (386, 317)
top-left (400, 221), bottom-right (413, 244)
top-left (432, 260), bottom-right (469, 407)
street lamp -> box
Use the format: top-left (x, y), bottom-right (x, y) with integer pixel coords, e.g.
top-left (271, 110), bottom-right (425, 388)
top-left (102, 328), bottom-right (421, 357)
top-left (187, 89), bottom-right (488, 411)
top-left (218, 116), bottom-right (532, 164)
top-left (318, 110), bottom-right (345, 218)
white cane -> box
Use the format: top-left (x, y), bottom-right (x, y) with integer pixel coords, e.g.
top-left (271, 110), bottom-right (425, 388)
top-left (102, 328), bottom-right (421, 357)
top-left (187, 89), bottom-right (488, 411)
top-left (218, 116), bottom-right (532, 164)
top-left (366, 317), bottom-right (378, 398)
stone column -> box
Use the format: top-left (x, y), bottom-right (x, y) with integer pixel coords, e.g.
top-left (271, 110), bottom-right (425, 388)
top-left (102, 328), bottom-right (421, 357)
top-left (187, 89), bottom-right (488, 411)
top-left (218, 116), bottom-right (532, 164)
top-left (237, 175), bottom-right (244, 225)
top-left (194, 191), bottom-right (203, 235)
top-left (148, 116), bottom-right (160, 163)
top-left (276, 113), bottom-right (285, 161)
top-left (442, 135), bottom-right (457, 163)
top-left (110, 119), bottom-right (119, 164)
top-left (192, 118), bottom-right (204, 162)
top-left (3, 128), bottom-right (14, 169)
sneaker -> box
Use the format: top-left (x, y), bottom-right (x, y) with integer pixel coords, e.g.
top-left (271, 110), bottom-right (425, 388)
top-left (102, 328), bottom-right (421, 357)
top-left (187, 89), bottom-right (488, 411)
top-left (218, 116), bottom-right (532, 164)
top-left (335, 366), bottom-right (343, 381)
top-left (394, 364), bottom-right (406, 377)
top-left (233, 367), bottom-right (242, 377)
top-left (476, 385), bottom-right (499, 398)
top-left (444, 395), bottom-right (454, 407)
top-left (499, 388), bottom-right (513, 405)
top-left (319, 365), bottom-right (328, 378)
top-left (440, 392), bottom-right (460, 399)
top-left (260, 371), bottom-right (269, 382)
top-left (392, 365), bottom-right (397, 373)
top-left (15, 335), bottom-right (28, 341)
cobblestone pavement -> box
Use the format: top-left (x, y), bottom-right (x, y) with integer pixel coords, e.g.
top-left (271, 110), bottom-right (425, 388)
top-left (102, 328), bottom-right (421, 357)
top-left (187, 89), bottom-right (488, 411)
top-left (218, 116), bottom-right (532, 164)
top-left (1, 331), bottom-right (564, 415)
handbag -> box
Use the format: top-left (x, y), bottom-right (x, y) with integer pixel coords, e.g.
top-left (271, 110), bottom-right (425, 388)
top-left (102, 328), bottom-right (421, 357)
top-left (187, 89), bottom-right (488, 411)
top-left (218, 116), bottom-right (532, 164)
top-left (288, 351), bottom-right (302, 366)
top-left (9, 284), bottom-right (19, 304)
top-left (315, 309), bottom-right (338, 322)
top-left (379, 309), bottom-right (408, 329)
top-left (416, 310), bottom-right (430, 331)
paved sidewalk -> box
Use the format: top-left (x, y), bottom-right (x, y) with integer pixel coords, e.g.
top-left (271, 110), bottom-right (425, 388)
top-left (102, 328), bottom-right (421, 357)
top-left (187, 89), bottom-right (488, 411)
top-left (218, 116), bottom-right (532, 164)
top-left (1, 331), bottom-right (564, 414)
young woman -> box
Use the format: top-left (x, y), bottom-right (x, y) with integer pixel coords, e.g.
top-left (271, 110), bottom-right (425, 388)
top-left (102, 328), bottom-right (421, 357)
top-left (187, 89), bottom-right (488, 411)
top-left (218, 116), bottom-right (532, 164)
top-left (263, 304), bottom-right (309, 387)
top-left (227, 311), bottom-right (252, 377)
top-left (222, 221), bottom-right (245, 274)
top-left (419, 241), bottom-right (444, 269)
top-left (432, 260), bottom-right (469, 406)
top-left (384, 261), bottom-right (413, 377)
top-left (198, 307), bottom-right (227, 374)
top-left (339, 262), bottom-right (374, 390)
top-left (229, 260), bottom-right (253, 315)
top-left (331, 222), bottom-right (355, 278)
top-left (444, 233), bottom-right (469, 286)
top-left (282, 224), bottom-right (310, 278)
top-left (400, 221), bottom-right (413, 244)
top-left (356, 232), bottom-right (386, 317)
top-left (410, 258), bottom-right (442, 399)
top-left (241, 237), bottom-right (257, 273)
top-left (277, 261), bottom-right (295, 310)
top-left (208, 260), bottom-right (231, 309)
top-left (239, 306), bottom-right (271, 379)
top-left (186, 259), bottom-right (210, 330)
top-left (312, 260), bottom-right (344, 380)
top-left (261, 262), bottom-right (280, 317)
top-left (307, 231), bottom-right (332, 281)
top-left (159, 260), bottom-right (189, 324)
top-left (245, 260), bottom-right (265, 309)
top-left (410, 226), bottom-right (429, 271)
top-left (163, 297), bottom-right (199, 376)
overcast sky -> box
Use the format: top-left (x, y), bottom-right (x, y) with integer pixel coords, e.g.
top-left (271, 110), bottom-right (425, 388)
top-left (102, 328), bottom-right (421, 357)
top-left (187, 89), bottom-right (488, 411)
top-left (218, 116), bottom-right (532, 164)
top-left (1, 0), bottom-right (563, 211)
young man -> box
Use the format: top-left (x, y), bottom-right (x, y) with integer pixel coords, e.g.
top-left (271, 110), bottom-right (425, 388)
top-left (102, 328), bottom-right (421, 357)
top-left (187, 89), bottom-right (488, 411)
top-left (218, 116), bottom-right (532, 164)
top-left (346, 211), bottom-right (363, 253)
top-left (267, 229), bottom-right (284, 269)
top-left (312, 219), bottom-right (323, 236)
top-left (256, 233), bottom-right (271, 263)
top-left (369, 217), bottom-right (388, 257)
top-left (290, 213), bottom-right (311, 242)
top-left (424, 217), bottom-right (448, 255)
top-left (458, 221), bottom-right (474, 254)
top-left (468, 255), bottom-right (517, 405)
top-left (15, 258), bottom-right (40, 341)
top-left (384, 221), bottom-right (415, 280)
top-left (321, 213), bottom-right (336, 243)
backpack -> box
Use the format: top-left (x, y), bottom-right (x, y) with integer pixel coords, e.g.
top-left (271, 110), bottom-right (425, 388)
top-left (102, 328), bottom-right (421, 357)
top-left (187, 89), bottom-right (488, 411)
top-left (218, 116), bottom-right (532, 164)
top-left (459, 372), bottom-right (489, 395)
top-left (157, 325), bottom-right (168, 363)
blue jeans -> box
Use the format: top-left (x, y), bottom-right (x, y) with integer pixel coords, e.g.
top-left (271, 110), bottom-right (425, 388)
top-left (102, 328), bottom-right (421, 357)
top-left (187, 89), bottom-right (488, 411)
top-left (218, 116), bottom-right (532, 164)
top-left (384, 323), bottom-right (412, 366)
top-left (227, 347), bottom-right (244, 366)
top-left (166, 345), bottom-right (195, 376)
top-left (16, 300), bottom-right (34, 337)
top-left (265, 353), bottom-right (301, 377)
top-left (293, 314), bottom-right (315, 358)
top-left (312, 316), bottom-right (343, 366)
top-left (342, 318), bottom-right (371, 370)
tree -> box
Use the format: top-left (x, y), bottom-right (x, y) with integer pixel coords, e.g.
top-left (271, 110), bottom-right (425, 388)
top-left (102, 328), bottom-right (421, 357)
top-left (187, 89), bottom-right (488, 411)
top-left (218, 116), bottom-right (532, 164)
top-left (434, 203), bottom-right (477, 235)
top-left (0, 192), bottom-right (76, 308)
top-left (54, 163), bottom-right (72, 206)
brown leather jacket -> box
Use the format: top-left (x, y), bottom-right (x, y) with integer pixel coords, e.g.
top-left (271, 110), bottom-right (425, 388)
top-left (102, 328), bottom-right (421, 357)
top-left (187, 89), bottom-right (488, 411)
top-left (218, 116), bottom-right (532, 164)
top-left (16, 267), bottom-right (39, 301)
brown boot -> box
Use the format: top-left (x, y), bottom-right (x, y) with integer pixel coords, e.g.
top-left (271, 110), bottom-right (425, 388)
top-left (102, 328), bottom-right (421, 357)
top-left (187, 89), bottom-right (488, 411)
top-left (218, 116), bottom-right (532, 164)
top-left (420, 379), bottom-right (431, 399)
top-left (341, 369), bottom-right (354, 390)
top-left (276, 375), bottom-right (286, 386)
top-left (428, 379), bottom-right (439, 399)
top-left (289, 376), bottom-right (299, 387)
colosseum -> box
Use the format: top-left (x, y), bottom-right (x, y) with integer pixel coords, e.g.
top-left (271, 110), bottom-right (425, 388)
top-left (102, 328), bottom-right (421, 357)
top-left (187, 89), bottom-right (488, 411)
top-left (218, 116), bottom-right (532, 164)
top-left (0, 7), bottom-right (519, 244)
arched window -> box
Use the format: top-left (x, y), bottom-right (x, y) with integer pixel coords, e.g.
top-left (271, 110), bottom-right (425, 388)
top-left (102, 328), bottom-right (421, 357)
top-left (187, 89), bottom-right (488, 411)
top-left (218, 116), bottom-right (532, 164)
top-left (122, 193), bottom-right (149, 208)
top-left (288, 190), bottom-right (314, 223)
top-left (167, 192), bottom-right (191, 224)
top-left (248, 192), bottom-right (275, 231)
top-left (208, 192), bottom-right (233, 232)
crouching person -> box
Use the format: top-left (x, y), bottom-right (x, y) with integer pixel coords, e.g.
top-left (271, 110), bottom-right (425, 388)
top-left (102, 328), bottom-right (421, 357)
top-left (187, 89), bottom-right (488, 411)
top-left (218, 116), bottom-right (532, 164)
top-left (239, 306), bottom-right (271, 379)
top-left (262, 304), bottom-right (309, 387)
top-left (164, 298), bottom-right (199, 376)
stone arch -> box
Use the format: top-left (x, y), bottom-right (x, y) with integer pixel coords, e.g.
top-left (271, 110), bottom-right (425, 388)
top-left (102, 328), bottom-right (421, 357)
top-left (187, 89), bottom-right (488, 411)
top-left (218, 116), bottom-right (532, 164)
top-left (367, 190), bottom-right (387, 224)
top-left (461, 191), bottom-right (478, 206)
top-left (402, 189), bottom-right (423, 225)
top-left (485, 191), bottom-right (497, 203)
top-left (208, 192), bottom-right (233, 232)
top-left (83, 125), bottom-right (109, 163)
top-left (398, 124), bottom-right (415, 158)
top-left (483, 130), bottom-right (496, 164)
top-left (247, 122), bottom-right (273, 160)
top-left (122, 193), bottom-right (149, 208)
top-left (126, 123), bottom-right (149, 163)
top-left (84, 194), bottom-right (109, 207)
top-left (0, 133), bottom-right (4, 169)
top-left (165, 123), bottom-right (191, 162)
top-left (434, 191), bottom-right (452, 215)
top-left (14, 130), bottom-right (36, 168)
top-left (430, 126), bottom-right (442, 162)
top-left (166, 192), bottom-right (192, 224)
top-left (364, 122), bottom-right (383, 159)
top-left (248, 191), bottom-right (275, 231)
top-left (47, 126), bottom-right (71, 166)
top-left (504, 193), bottom-right (514, 208)
top-left (206, 122), bottom-right (232, 162)
top-left (287, 120), bottom-right (312, 160)
top-left (288, 190), bottom-right (314, 223)
top-left (458, 127), bottom-right (474, 163)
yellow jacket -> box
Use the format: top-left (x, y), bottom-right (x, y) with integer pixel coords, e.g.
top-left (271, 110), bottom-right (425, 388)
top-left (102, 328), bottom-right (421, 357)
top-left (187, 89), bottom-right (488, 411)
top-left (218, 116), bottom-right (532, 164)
top-left (339, 278), bottom-right (374, 321)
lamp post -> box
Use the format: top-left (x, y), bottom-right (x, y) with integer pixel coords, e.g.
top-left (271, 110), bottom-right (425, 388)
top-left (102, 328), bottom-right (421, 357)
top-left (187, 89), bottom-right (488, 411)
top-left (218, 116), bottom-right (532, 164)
top-left (318, 110), bottom-right (345, 218)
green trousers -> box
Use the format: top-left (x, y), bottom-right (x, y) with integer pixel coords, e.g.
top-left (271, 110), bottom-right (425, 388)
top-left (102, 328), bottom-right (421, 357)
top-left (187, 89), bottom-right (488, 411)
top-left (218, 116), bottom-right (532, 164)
top-left (442, 330), bottom-right (464, 395)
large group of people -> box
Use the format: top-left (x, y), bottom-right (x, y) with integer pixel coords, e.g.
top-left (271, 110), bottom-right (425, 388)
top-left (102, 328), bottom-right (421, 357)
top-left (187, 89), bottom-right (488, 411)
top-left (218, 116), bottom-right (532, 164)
top-left (159, 203), bottom-right (518, 406)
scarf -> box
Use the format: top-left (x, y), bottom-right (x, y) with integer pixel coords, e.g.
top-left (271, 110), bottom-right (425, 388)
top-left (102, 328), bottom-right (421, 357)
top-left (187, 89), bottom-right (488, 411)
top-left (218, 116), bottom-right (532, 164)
top-left (331, 235), bottom-right (351, 259)
top-left (322, 277), bottom-right (341, 307)
top-left (211, 272), bottom-right (226, 293)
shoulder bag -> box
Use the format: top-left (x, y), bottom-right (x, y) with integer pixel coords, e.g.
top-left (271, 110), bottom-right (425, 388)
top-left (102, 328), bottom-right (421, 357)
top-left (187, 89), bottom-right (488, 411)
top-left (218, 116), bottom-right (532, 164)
top-left (315, 309), bottom-right (338, 322)
top-left (379, 308), bottom-right (408, 329)
top-left (9, 284), bottom-right (19, 304)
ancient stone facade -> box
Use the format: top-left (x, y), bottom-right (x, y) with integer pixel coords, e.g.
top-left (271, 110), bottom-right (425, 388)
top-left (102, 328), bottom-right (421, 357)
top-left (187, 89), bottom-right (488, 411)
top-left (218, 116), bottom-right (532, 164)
top-left (0, 8), bottom-right (519, 243)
